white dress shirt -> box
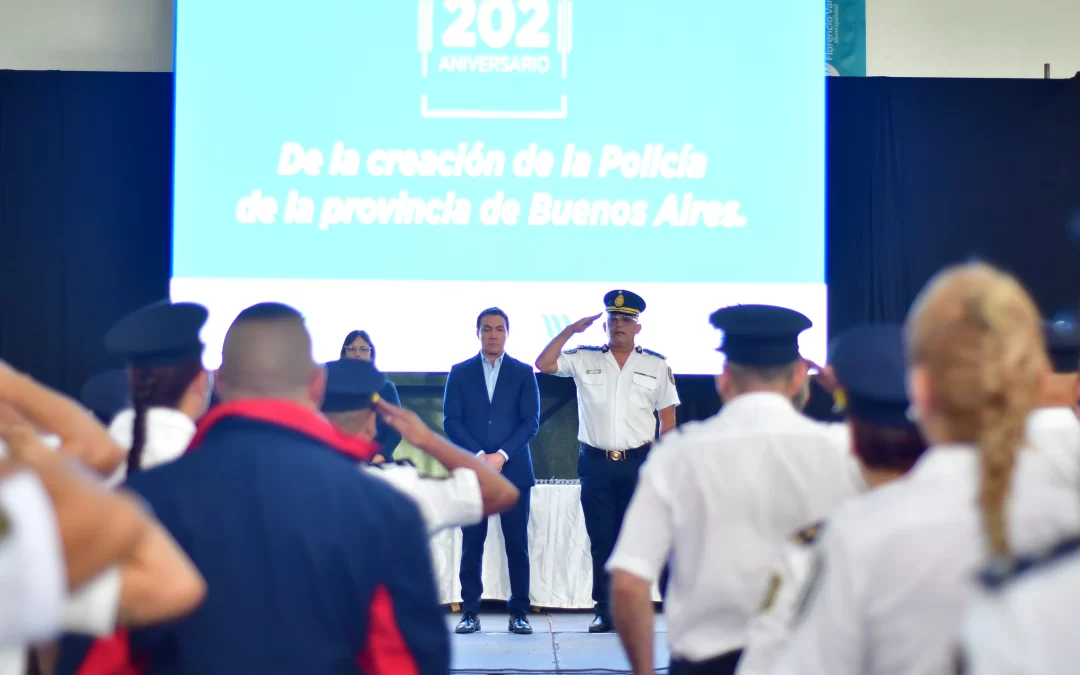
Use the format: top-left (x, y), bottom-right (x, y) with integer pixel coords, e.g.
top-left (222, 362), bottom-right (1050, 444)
top-left (361, 462), bottom-right (483, 536)
top-left (555, 346), bottom-right (680, 450)
top-left (105, 407), bottom-right (197, 487)
top-left (960, 540), bottom-right (1080, 675)
top-left (773, 445), bottom-right (1080, 675)
top-left (1025, 406), bottom-right (1080, 485)
top-left (478, 353), bottom-right (510, 461)
top-left (606, 392), bottom-right (865, 662)
top-left (0, 471), bottom-right (65, 648)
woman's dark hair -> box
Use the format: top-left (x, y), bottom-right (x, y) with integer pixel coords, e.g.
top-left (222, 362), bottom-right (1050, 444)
top-left (476, 307), bottom-right (510, 332)
top-left (127, 360), bottom-right (203, 477)
top-left (848, 415), bottom-right (928, 473)
top-left (340, 330), bottom-right (376, 362)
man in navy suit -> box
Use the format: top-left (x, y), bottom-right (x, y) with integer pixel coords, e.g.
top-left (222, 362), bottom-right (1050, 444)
top-left (444, 307), bottom-right (540, 635)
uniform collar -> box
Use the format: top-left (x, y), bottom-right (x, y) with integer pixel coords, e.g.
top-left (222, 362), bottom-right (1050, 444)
top-left (112, 406), bottom-right (195, 436)
top-left (1027, 407), bottom-right (1080, 429)
top-left (718, 391), bottom-right (796, 418)
top-left (907, 444), bottom-right (979, 482)
top-left (186, 399), bottom-right (379, 462)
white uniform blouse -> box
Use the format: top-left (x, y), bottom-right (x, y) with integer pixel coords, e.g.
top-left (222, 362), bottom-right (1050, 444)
top-left (960, 539), bottom-right (1080, 675)
top-left (105, 407), bottom-right (197, 487)
top-left (772, 445), bottom-right (1080, 675)
top-left (606, 392), bottom-right (865, 662)
top-left (361, 461), bottom-right (484, 536)
top-left (555, 346), bottom-right (680, 450)
top-left (1024, 406), bottom-right (1080, 485)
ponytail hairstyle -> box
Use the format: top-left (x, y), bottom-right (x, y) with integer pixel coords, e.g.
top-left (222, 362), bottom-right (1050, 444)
top-left (126, 359), bottom-right (204, 477)
top-left (905, 263), bottom-right (1046, 556)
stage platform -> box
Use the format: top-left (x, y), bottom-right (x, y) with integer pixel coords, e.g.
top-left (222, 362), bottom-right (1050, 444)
top-left (446, 610), bottom-right (669, 674)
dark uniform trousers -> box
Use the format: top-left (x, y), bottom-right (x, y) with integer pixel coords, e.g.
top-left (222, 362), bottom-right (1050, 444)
top-left (670, 650), bottom-right (743, 675)
top-left (459, 485), bottom-right (532, 617)
top-left (578, 443), bottom-right (650, 619)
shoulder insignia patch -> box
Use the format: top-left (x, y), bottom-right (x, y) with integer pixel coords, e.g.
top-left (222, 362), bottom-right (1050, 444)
top-left (642, 348), bottom-right (667, 360)
top-left (667, 367), bottom-right (675, 384)
top-left (791, 520), bottom-right (827, 546)
top-left (978, 535), bottom-right (1080, 591)
top-left (562, 348), bottom-right (578, 354)
top-left (757, 570), bottom-right (783, 613)
top-left (0, 506), bottom-right (8, 542)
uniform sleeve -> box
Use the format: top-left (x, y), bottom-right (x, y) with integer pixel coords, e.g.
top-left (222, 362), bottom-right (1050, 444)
top-left (770, 527), bottom-right (863, 675)
top-left (554, 350), bottom-right (582, 378)
top-left (355, 492), bottom-right (450, 675)
top-left (737, 544), bottom-right (812, 675)
top-left (654, 364), bottom-right (680, 410)
top-left (0, 471), bottom-right (67, 646)
top-left (605, 449), bottom-right (675, 582)
top-left (63, 566), bottom-right (122, 636)
top-left (362, 465), bottom-right (483, 535)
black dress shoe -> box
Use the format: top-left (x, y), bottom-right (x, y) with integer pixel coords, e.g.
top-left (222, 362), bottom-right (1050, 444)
top-left (588, 616), bottom-right (613, 633)
top-left (455, 613), bottom-right (481, 634)
top-left (509, 616), bottom-right (533, 635)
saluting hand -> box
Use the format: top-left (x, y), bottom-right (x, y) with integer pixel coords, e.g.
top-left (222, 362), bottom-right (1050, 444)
top-left (570, 313), bottom-right (603, 334)
top-left (374, 399), bottom-right (435, 450)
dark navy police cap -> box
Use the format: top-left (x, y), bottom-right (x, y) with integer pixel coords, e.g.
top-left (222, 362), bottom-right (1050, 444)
top-left (322, 359), bottom-right (387, 413)
top-left (604, 290), bottom-right (646, 316)
top-left (105, 300), bottom-right (209, 368)
top-left (79, 369), bottom-right (131, 423)
top-left (829, 324), bottom-right (912, 429)
top-left (709, 304), bottom-right (812, 367)
top-left (1045, 314), bottom-right (1079, 374)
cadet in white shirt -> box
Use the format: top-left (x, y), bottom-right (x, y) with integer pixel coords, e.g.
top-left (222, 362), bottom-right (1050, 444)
top-left (773, 262), bottom-right (1080, 675)
top-left (535, 289), bottom-right (680, 633)
top-left (1024, 317), bottom-right (1080, 484)
top-left (606, 304), bottom-right (863, 675)
top-left (321, 358), bottom-right (518, 536)
top-left (736, 324), bottom-right (927, 675)
top-left (100, 300), bottom-right (212, 487)
top-left (960, 535), bottom-right (1080, 674)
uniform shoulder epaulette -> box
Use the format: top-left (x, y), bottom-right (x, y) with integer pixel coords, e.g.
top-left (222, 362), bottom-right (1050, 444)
top-left (575, 345), bottom-right (604, 352)
top-left (791, 520), bottom-right (827, 546)
top-left (978, 535), bottom-right (1080, 591)
top-left (641, 348), bottom-right (666, 360)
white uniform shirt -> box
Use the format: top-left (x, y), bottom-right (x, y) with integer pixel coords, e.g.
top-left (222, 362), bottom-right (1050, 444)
top-left (736, 530), bottom-right (820, 675)
top-left (105, 407), bottom-right (197, 487)
top-left (960, 540), bottom-right (1080, 675)
top-left (605, 392), bottom-right (865, 662)
top-left (773, 446), bottom-right (1080, 675)
top-left (1025, 407), bottom-right (1080, 485)
top-left (360, 461), bottom-right (483, 536)
top-left (0, 471), bottom-right (65, 648)
top-left (0, 566), bottom-right (122, 675)
top-left (555, 346), bottom-right (680, 450)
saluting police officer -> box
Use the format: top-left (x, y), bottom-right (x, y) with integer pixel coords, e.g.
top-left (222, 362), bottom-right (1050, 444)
top-left (535, 289), bottom-right (679, 633)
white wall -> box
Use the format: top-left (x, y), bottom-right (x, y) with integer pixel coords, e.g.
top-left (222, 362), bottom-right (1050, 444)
top-left (0, 0), bottom-right (174, 72)
top-left (0, 0), bottom-right (1078, 78)
top-left (868, 0), bottom-right (1080, 78)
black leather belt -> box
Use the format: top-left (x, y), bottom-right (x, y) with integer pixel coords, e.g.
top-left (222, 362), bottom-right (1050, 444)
top-left (581, 442), bottom-right (651, 462)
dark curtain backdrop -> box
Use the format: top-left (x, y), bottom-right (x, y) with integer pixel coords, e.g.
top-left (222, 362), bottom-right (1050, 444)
top-left (1, 71), bottom-right (1079, 399)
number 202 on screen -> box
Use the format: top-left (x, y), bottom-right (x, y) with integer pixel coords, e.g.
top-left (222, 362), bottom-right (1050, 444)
top-left (443, 0), bottom-right (551, 49)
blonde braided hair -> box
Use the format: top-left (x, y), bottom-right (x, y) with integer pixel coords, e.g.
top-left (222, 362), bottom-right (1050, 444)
top-left (905, 263), bottom-right (1046, 556)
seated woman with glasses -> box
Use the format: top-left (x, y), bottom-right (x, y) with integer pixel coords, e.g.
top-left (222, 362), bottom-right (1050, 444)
top-left (340, 330), bottom-right (401, 461)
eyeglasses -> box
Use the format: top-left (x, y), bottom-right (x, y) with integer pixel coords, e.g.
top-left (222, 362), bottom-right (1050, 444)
top-left (607, 315), bottom-right (638, 326)
top-left (345, 346), bottom-right (373, 354)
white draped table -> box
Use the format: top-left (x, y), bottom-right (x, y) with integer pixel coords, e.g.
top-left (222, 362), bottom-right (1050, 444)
top-left (429, 481), bottom-right (661, 609)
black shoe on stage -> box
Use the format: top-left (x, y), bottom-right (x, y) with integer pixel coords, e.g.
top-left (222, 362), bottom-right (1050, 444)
top-left (509, 615), bottom-right (533, 635)
top-left (588, 616), bottom-right (613, 633)
top-left (455, 613), bottom-right (481, 634)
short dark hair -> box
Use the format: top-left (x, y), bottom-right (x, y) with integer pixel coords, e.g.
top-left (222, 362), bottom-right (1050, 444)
top-left (476, 307), bottom-right (509, 332)
top-left (849, 415), bottom-right (928, 473)
top-left (340, 330), bottom-right (376, 362)
top-left (235, 302), bottom-right (304, 322)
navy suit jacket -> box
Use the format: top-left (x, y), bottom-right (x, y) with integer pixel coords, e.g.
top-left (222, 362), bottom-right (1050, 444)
top-left (443, 353), bottom-right (539, 488)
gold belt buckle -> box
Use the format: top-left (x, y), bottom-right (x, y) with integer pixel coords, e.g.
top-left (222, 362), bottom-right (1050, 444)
top-left (608, 450), bottom-right (625, 462)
